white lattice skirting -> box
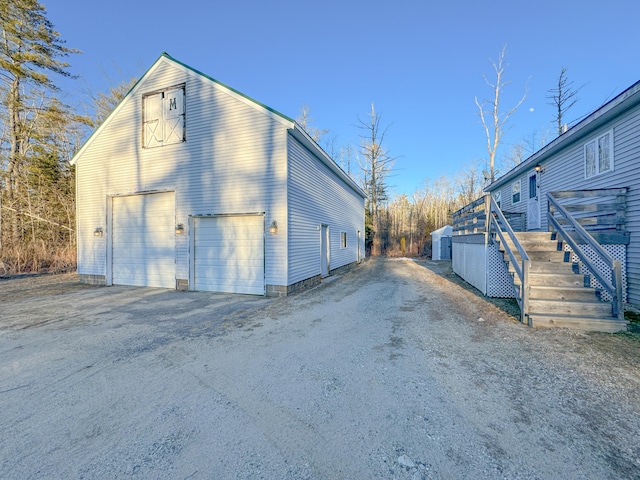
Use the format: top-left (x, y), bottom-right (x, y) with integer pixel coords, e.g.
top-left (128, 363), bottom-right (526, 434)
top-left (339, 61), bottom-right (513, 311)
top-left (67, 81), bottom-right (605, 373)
top-left (486, 243), bottom-right (627, 302)
top-left (487, 243), bottom-right (517, 298)
top-left (564, 244), bottom-right (627, 303)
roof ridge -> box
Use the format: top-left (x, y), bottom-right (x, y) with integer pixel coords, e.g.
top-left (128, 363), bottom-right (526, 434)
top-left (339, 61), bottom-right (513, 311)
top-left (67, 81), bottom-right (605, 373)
top-left (160, 52), bottom-right (294, 123)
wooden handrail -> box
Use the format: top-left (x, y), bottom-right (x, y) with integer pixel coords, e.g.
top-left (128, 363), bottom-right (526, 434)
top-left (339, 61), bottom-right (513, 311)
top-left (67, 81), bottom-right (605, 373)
top-left (489, 196), bottom-right (531, 324)
top-left (547, 192), bottom-right (624, 319)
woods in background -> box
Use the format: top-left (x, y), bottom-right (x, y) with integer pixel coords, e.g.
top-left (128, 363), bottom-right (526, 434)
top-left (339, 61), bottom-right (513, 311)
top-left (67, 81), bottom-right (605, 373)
top-left (0, 0), bottom-right (87, 273)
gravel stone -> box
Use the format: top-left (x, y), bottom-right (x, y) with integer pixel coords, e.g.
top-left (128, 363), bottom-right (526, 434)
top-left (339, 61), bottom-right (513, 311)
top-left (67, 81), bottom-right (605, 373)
top-left (1, 258), bottom-right (639, 479)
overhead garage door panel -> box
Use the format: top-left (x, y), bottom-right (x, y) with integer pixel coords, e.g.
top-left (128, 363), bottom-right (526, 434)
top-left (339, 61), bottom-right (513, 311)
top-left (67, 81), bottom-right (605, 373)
top-left (112, 193), bottom-right (175, 288)
top-left (194, 216), bottom-right (264, 295)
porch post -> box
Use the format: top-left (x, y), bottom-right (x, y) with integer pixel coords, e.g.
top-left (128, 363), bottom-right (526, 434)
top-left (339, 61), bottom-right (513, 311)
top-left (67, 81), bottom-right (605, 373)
top-left (484, 193), bottom-right (492, 234)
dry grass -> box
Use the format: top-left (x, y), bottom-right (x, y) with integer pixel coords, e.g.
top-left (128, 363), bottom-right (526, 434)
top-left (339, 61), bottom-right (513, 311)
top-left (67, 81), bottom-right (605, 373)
top-left (0, 241), bottom-right (76, 276)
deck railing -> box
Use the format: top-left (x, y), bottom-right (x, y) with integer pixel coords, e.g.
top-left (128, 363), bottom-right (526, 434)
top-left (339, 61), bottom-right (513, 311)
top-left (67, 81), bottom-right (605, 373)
top-left (451, 196), bottom-right (487, 235)
top-left (452, 195), bottom-right (525, 235)
top-left (548, 188), bottom-right (627, 234)
top-left (547, 190), bottom-right (625, 319)
top-left (488, 196), bottom-right (531, 324)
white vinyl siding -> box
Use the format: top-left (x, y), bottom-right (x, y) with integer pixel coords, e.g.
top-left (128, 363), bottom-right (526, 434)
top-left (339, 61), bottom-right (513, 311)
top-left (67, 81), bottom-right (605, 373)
top-left (75, 56), bottom-right (289, 287)
top-left (74, 54), bottom-right (364, 295)
top-left (193, 216), bottom-right (264, 294)
top-left (111, 192), bottom-right (175, 288)
top-left (287, 135), bottom-right (365, 284)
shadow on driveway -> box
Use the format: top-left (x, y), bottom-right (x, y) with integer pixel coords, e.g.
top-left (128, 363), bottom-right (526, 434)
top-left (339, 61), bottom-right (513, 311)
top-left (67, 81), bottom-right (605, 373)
top-left (411, 258), bottom-right (521, 319)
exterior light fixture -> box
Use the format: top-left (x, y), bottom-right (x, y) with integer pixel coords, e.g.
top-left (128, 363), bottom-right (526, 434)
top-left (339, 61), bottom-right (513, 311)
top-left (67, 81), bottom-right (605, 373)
top-left (93, 227), bottom-right (103, 237)
top-left (535, 164), bottom-right (544, 173)
top-left (269, 221), bottom-right (278, 234)
top-left (175, 223), bottom-right (185, 235)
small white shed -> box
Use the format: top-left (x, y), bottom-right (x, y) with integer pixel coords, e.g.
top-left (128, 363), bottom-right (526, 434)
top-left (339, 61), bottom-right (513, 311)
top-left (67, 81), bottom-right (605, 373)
top-left (430, 225), bottom-right (453, 260)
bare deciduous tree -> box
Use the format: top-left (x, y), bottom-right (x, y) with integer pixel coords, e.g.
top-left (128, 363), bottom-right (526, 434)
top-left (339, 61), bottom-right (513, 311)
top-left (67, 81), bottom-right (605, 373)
top-left (296, 103), bottom-right (329, 143)
top-left (547, 67), bottom-right (581, 136)
top-left (357, 103), bottom-right (395, 256)
top-left (475, 45), bottom-right (527, 183)
top-left (88, 76), bottom-right (138, 128)
top-left (337, 143), bottom-right (355, 177)
top-left (456, 161), bottom-right (484, 206)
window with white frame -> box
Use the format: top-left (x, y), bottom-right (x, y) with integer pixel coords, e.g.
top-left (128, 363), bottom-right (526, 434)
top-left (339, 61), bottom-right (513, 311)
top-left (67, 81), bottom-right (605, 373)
top-left (340, 232), bottom-right (347, 248)
top-left (143, 84), bottom-right (186, 148)
top-left (494, 191), bottom-right (501, 209)
top-left (584, 130), bottom-right (613, 178)
top-left (511, 180), bottom-right (521, 204)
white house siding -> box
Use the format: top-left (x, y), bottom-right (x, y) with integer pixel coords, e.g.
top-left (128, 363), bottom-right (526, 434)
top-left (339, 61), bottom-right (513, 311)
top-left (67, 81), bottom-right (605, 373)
top-left (75, 56), bottom-right (290, 289)
top-left (490, 103), bottom-right (640, 303)
top-left (287, 135), bottom-right (364, 285)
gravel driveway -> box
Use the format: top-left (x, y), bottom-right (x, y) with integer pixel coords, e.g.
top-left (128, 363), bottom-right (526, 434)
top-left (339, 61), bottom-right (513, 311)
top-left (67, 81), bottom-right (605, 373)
top-left (1, 258), bottom-right (639, 479)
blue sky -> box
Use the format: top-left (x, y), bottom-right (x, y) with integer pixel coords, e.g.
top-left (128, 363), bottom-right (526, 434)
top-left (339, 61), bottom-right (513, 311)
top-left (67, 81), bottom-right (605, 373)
top-left (46, 0), bottom-right (640, 196)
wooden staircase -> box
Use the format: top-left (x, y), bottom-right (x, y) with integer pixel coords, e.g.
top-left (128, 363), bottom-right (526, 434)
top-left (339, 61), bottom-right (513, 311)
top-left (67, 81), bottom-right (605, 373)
top-left (496, 231), bottom-right (628, 332)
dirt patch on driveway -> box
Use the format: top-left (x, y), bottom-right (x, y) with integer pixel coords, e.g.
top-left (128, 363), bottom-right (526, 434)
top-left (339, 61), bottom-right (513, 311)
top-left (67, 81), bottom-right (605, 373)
top-left (1, 259), bottom-right (639, 479)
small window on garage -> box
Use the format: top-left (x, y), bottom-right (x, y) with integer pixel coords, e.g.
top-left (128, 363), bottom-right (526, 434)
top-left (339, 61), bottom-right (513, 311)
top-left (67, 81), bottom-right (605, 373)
top-left (143, 84), bottom-right (186, 148)
top-left (340, 232), bottom-right (347, 249)
top-left (512, 180), bottom-right (521, 204)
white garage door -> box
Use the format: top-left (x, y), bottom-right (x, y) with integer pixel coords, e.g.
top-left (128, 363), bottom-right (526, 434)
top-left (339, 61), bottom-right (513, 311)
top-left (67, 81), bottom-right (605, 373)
top-left (194, 215), bottom-right (264, 295)
top-left (112, 192), bottom-right (175, 288)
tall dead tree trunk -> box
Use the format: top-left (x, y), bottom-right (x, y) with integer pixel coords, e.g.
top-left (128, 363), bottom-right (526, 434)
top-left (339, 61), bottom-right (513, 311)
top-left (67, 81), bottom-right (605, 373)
top-left (358, 103), bottom-right (395, 256)
top-left (547, 67), bottom-right (581, 136)
top-left (475, 45), bottom-right (527, 183)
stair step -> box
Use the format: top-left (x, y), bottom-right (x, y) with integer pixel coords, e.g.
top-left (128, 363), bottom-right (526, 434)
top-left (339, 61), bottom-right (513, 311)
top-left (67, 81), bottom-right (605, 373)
top-left (497, 239), bottom-right (562, 252)
top-left (529, 298), bottom-right (612, 316)
top-left (496, 238), bottom-right (562, 253)
top-left (514, 232), bottom-right (557, 241)
top-left (529, 285), bottom-right (600, 301)
top-left (508, 262), bottom-right (576, 274)
top-left (505, 261), bottom-right (580, 274)
top-left (528, 314), bottom-right (628, 333)
top-left (502, 250), bottom-right (569, 263)
top-left (515, 272), bottom-right (590, 287)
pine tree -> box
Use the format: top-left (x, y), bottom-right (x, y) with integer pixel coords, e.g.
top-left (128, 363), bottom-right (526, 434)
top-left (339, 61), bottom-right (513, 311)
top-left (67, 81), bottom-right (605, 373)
top-left (0, 0), bottom-right (80, 268)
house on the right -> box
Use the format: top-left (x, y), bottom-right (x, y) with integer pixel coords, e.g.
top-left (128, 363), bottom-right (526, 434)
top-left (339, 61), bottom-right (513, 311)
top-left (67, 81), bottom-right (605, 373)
top-left (453, 79), bottom-right (640, 332)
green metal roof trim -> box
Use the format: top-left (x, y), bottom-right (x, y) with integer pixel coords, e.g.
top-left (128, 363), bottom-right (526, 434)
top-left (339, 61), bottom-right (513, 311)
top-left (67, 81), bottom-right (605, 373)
top-left (162, 52), bottom-right (295, 123)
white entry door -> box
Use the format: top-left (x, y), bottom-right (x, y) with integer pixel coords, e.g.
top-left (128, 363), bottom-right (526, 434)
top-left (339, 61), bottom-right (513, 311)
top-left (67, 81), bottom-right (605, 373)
top-left (527, 171), bottom-right (541, 230)
top-left (193, 215), bottom-right (265, 295)
top-left (111, 192), bottom-right (176, 288)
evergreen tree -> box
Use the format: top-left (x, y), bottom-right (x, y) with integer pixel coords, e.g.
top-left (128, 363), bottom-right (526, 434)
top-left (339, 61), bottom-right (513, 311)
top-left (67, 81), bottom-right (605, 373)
top-left (0, 0), bottom-right (80, 270)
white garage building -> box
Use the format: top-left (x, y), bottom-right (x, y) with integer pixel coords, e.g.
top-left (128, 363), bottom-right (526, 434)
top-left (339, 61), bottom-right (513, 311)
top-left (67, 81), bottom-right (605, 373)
top-left (72, 53), bottom-right (365, 296)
